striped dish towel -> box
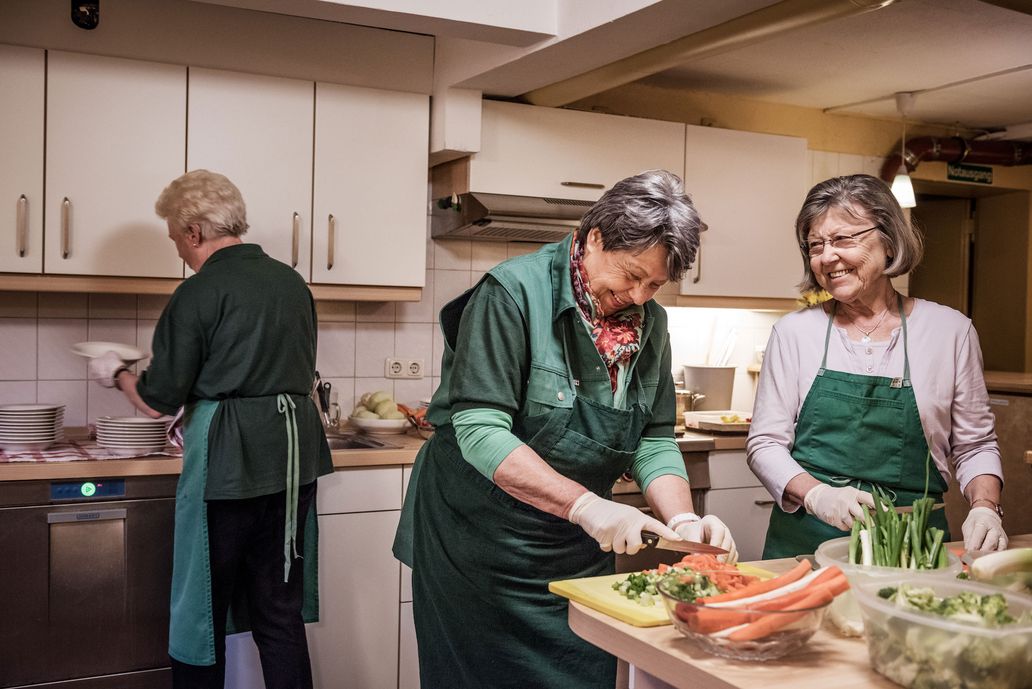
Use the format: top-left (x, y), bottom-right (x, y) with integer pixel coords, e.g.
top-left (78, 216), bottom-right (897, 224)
top-left (0, 439), bottom-right (182, 463)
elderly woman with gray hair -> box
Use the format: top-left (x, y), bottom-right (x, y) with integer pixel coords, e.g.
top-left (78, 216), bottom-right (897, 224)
top-left (748, 174), bottom-right (1006, 560)
top-left (393, 170), bottom-right (737, 688)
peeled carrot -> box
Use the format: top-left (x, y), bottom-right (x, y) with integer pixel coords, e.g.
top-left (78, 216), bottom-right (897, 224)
top-left (697, 559), bottom-right (813, 603)
top-left (745, 572), bottom-right (849, 612)
top-left (727, 588), bottom-right (835, 641)
top-left (678, 606), bottom-right (755, 634)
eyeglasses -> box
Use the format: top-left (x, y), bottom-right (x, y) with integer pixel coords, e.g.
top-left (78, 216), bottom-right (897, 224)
top-left (801, 227), bottom-right (879, 257)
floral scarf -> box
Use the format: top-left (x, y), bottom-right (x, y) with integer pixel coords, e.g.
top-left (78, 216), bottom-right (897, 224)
top-left (570, 236), bottom-right (643, 391)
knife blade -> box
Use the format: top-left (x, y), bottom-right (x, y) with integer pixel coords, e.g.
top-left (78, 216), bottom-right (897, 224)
top-left (641, 530), bottom-right (728, 555)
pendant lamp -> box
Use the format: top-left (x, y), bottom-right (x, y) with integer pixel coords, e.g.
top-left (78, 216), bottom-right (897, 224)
top-left (890, 92), bottom-right (917, 208)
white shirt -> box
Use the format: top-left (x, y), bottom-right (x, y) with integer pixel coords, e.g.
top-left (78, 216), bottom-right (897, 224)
top-left (747, 298), bottom-right (1002, 511)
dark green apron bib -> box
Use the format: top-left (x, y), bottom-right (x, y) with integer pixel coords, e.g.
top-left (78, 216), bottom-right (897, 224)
top-left (168, 397), bottom-right (320, 666)
top-left (409, 319), bottom-right (652, 689)
top-left (763, 296), bottom-right (949, 559)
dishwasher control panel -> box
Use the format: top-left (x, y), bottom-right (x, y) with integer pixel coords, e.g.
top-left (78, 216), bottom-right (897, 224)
top-left (51, 479), bottom-right (126, 501)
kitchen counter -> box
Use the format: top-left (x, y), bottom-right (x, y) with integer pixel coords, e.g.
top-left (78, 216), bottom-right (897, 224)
top-left (569, 534), bottom-right (1032, 689)
top-left (984, 370), bottom-right (1032, 395)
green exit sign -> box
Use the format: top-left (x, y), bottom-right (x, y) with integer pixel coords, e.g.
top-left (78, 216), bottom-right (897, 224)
top-left (947, 163), bottom-right (993, 185)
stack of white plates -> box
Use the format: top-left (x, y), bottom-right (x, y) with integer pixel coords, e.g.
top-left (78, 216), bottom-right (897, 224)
top-left (96, 416), bottom-right (170, 451)
top-left (0, 403), bottom-right (65, 451)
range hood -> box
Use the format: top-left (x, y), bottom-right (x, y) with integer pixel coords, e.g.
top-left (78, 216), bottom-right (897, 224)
top-left (431, 192), bottom-right (593, 243)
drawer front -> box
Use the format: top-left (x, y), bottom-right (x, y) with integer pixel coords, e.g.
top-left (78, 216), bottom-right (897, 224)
top-left (318, 467), bottom-right (403, 514)
top-left (705, 486), bottom-right (774, 562)
top-left (707, 450), bottom-right (762, 489)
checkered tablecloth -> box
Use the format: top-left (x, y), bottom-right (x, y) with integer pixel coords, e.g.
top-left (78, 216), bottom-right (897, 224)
top-left (0, 439), bottom-right (182, 463)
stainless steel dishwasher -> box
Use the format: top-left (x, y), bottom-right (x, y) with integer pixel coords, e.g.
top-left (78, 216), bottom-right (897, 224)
top-left (0, 475), bottom-right (177, 689)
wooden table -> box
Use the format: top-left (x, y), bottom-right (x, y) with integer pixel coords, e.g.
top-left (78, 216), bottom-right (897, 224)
top-left (569, 535), bottom-right (1032, 689)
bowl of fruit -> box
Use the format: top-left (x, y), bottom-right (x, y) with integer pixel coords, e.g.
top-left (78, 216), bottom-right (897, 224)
top-left (349, 391), bottom-right (410, 434)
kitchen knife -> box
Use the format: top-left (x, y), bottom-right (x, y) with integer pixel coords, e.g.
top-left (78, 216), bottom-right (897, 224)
top-left (893, 503), bottom-right (946, 513)
top-left (641, 531), bottom-right (728, 555)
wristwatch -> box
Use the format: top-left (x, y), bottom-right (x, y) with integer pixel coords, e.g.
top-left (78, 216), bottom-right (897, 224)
top-left (972, 499), bottom-right (1004, 518)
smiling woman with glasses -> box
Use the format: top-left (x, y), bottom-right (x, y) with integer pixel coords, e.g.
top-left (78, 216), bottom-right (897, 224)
top-left (746, 173), bottom-right (1007, 561)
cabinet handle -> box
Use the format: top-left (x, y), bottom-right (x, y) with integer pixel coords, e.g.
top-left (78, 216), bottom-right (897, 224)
top-left (291, 212), bottom-right (300, 268)
top-left (754, 499), bottom-right (775, 507)
top-left (327, 214), bottom-right (336, 270)
top-left (61, 197), bottom-right (71, 259)
top-left (16, 194), bottom-right (28, 257)
top-left (47, 508), bottom-right (126, 524)
top-left (692, 245), bottom-right (702, 284)
top-left (561, 181), bottom-right (605, 190)
top-left (1024, 450), bottom-right (1032, 465)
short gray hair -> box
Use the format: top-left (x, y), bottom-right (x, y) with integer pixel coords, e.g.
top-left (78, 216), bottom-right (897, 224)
top-left (577, 170), bottom-right (705, 281)
top-left (794, 174), bottom-right (923, 292)
top-left (154, 169), bottom-right (249, 239)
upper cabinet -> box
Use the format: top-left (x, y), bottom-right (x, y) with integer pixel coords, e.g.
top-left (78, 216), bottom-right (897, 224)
top-left (46, 51), bottom-right (186, 278)
top-left (0, 45), bottom-right (44, 274)
top-left (469, 101), bottom-right (686, 201)
top-left (187, 68), bottom-right (314, 277)
top-left (311, 84), bottom-right (428, 287)
top-left (679, 126), bottom-right (808, 299)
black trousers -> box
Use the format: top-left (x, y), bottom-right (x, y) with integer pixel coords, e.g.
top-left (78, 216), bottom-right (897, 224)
top-left (171, 481), bottom-right (317, 689)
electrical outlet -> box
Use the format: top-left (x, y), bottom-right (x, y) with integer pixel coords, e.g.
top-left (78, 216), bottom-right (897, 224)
top-left (385, 358), bottom-right (425, 379)
top-left (407, 359), bottom-right (424, 379)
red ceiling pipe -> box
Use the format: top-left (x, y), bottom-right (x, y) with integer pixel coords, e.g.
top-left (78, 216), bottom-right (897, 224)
top-left (879, 136), bottom-right (1032, 183)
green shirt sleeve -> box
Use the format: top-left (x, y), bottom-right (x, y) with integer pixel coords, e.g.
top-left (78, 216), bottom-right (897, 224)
top-left (452, 407), bottom-right (525, 481)
top-left (136, 286), bottom-right (205, 415)
top-left (642, 333), bottom-right (677, 438)
top-left (630, 436), bottom-right (688, 492)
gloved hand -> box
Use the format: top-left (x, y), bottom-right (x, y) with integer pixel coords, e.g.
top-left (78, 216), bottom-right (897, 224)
top-left (670, 513), bottom-right (739, 564)
top-left (803, 483), bottom-right (875, 531)
top-left (88, 351), bottom-right (128, 389)
top-left (962, 506), bottom-right (1008, 552)
top-left (568, 492), bottom-right (680, 555)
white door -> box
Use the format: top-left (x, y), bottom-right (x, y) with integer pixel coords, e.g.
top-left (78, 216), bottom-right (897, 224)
top-left (188, 68), bottom-right (314, 276)
top-left (705, 486), bottom-right (774, 562)
top-left (45, 51), bottom-right (185, 278)
top-left (0, 45), bottom-right (44, 273)
top-left (312, 84), bottom-right (428, 287)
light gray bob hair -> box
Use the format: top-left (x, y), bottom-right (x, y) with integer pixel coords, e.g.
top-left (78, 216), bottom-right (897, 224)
top-left (795, 174), bottom-right (923, 292)
top-left (154, 169), bottom-right (249, 239)
top-left (576, 169), bottom-right (705, 282)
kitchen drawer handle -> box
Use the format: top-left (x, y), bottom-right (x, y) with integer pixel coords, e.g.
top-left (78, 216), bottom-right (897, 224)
top-left (327, 214), bottom-right (336, 270)
top-left (48, 508), bottom-right (126, 524)
top-left (561, 181), bottom-right (605, 190)
top-left (61, 197), bottom-right (71, 259)
top-left (692, 245), bottom-right (702, 284)
top-left (754, 499), bottom-right (775, 507)
top-left (16, 194), bottom-right (28, 257)
top-left (291, 212), bottom-right (300, 268)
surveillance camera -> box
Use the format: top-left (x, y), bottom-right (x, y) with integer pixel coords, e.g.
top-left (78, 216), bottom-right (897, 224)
top-left (71, 1), bottom-right (100, 30)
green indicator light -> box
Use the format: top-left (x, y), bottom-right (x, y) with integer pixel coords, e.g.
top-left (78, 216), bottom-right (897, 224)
top-left (80, 482), bottom-right (97, 497)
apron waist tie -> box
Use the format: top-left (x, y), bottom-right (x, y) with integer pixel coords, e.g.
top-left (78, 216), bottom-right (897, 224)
top-left (277, 393), bottom-right (301, 582)
top-left (828, 475), bottom-right (898, 503)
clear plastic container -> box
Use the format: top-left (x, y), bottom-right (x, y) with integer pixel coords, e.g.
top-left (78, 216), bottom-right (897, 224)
top-left (853, 574), bottom-right (1032, 689)
top-left (814, 536), bottom-right (962, 636)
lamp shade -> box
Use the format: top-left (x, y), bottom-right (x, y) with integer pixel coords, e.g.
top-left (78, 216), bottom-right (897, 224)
top-left (890, 165), bottom-right (916, 208)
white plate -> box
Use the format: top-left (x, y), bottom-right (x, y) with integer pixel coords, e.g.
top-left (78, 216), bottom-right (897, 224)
top-left (71, 341), bottom-right (148, 363)
top-left (348, 416), bottom-right (410, 435)
top-left (97, 440), bottom-right (168, 449)
top-left (0, 439), bottom-right (57, 452)
top-left (0, 421), bottom-right (62, 429)
top-left (97, 416), bottom-right (167, 424)
top-left (0, 403), bottom-right (64, 412)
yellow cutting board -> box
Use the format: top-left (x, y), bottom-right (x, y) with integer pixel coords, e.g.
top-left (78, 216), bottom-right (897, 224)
top-left (549, 563), bottom-right (775, 628)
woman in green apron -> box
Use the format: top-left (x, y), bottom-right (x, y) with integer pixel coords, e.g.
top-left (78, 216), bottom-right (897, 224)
top-left (393, 171), bottom-right (738, 688)
top-left (746, 174), bottom-right (1007, 559)
top-left (88, 170), bottom-right (332, 689)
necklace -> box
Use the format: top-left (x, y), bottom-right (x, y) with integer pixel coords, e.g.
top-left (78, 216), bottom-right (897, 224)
top-left (852, 307), bottom-right (890, 344)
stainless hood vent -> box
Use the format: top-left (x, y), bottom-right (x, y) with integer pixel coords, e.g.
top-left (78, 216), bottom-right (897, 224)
top-left (431, 192), bottom-right (593, 243)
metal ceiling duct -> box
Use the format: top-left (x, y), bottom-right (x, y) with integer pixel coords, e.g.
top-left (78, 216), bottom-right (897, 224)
top-left (879, 137), bottom-right (1032, 182)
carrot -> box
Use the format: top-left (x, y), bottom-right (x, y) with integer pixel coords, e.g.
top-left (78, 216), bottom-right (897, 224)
top-left (697, 559), bottom-right (813, 603)
top-left (678, 605), bottom-right (756, 634)
top-left (745, 572), bottom-right (849, 612)
top-left (727, 588), bottom-right (835, 641)
top-left (657, 563), bottom-right (670, 574)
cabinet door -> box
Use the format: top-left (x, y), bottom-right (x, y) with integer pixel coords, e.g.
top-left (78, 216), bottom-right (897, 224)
top-left (680, 126), bottom-right (807, 298)
top-left (188, 68), bottom-right (313, 277)
top-left (308, 510), bottom-right (400, 689)
top-left (45, 51), bottom-right (185, 278)
top-left (704, 486), bottom-right (774, 562)
top-left (0, 45), bottom-right (44, 273)
top-left (471, 101), bottom-right (686, 201)
top-left (312, 84), bottom-right (428, 287)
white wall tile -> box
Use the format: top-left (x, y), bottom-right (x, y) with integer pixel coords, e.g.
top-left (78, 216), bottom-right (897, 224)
top-left (38, 380), bottom-right (88, 426)
top-left (0, 318), bottom-right (37, 380)
top-left (324, 377), bottom-right (355, 421)
top-left (37, 319), bottom-right (87, 380)
top-left (136, 320), bottom-right (158, 372)
top-left (316, 322), bottom-right (356, 378)
top-left (87, 383), bottom-right (136, 422)
top-left (88, 319), bottom-right (139, 346)
top-left (432, 325), bottom-right (445, 377)
top-left (396, 269), bottom-right (436, 324)
top-left (354, 377), bottom-right (394, 403)
top-left (470, 241), bottom-right (507, 271)
top-left (508, 242), bottom-right (543, 257)
top-left (0, 380), bottom-right (36, 405)
top-left (0, 292), bottom-right (37, 318)
top-left (88, 294), bottom-right (137, 319)
top-left (355, 301), bottom-right (396, 323)
top-left (137, 294), bottom-right (170, 319)
top-left (394, 323), bottom-right (433, 362)
top-left (433, 239), bottom-right (471, 270)
top-left (432, 269), bottom-right (471, 317)
top-left (39, 292), bottom-right (87, 318)
top-left (393, 377), bottom-right (431, 406)
top-left (354, 323), bottom-right (395, 377)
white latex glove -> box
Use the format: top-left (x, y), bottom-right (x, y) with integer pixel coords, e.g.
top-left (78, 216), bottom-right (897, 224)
top-left (962, 506), bottom-right (1008, 552)
top-left (803, 483), bottom-right (875, 531)
top-left (88, 351), bottom-right (128, 389)
top-left (568, 492), bottom-right (680, 555)
top-left (671, 514), bottom-right (739, 565)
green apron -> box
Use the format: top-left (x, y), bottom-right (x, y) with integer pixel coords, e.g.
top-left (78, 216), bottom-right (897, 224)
top-left (168, 396), bottom-right (320, 666)
top-left (763, 295), bottom-right (950, 559)
top-left (407, 320), bottom-right (653, 689)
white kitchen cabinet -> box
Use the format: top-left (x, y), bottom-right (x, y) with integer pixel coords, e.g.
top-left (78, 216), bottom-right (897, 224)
top-left (45, 51), bottom-right (185, 278)
top-left (311, 83), bottom-right (428, 287)
top-left (679, 126), bottom-right (808, 299)
top-left (703, 450), bottom-right (772, 562)
top-left (187, 68), bottom-right (314, 276)
top-left (470, 101), bottom-right (686, 201)
top-left (0, 45), bottom-right (44, 274)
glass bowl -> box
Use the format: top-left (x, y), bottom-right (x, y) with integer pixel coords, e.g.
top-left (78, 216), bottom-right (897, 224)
top-left (657, 574), bottom-right (830, 661)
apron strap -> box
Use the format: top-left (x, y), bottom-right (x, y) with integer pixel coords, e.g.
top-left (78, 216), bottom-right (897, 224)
top-left (819, 303), bottom-right (835, 373)
top-left (277, 393), bottom-right (301, 582)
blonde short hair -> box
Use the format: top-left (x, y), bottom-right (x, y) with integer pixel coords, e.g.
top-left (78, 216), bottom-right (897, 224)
top-left (154, 169), bottom-right (249, 239)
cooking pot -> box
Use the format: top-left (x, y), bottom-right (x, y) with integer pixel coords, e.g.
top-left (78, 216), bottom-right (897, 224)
top-left (681, 365), bottom-right (735, 411)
